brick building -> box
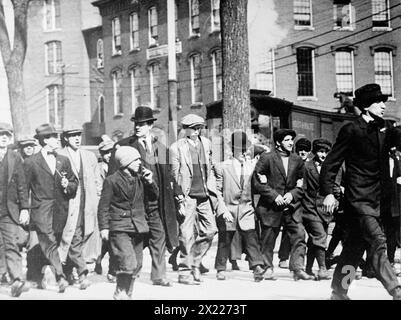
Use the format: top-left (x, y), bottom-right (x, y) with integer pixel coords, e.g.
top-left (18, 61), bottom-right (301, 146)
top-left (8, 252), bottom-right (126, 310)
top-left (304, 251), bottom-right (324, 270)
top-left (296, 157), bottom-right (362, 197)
top-left (24, 0), bottom-right (101, 144)
top-left (91, 0), bottom-right (401, 141)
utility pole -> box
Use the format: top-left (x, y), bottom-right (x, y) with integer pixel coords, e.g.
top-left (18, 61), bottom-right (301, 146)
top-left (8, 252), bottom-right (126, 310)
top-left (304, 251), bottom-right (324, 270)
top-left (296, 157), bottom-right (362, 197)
top-left (60, 63), bottom-right (79, 129)
top-left (167, 0), bottom-right (177, 148)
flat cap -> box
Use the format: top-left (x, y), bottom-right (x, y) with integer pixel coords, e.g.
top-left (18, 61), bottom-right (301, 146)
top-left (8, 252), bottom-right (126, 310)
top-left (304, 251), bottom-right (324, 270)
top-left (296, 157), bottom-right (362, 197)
top-left (18, 138), bottom-right (37, 147)
top-left (0, 122), bottom-right (13, 135)
top-left (273, 129), bottom-right (296, 144)
top-left (181, 114), bottom-right (205, 128)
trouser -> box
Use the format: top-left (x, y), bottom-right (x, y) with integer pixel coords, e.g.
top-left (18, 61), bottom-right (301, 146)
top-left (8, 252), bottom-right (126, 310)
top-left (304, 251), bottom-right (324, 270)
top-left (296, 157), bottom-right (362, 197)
top-left (215, 230), bottom-right (264, 271)
top-left (331, 214), bottom-right (400, 296)
top-left (278, 227), bottom-right (291, 261)
top-left (0, 215), bottom-right (23, 281)
top-left (96, 239), bottom-right (117, 275)
top-left (109, 231), bottom-right (144, 277)
top-left (146, 208), bottom-right (167, 282)
top-left (260, 213), bottom-right (306, 272)
top-left (26, 230), bottom-right (49, 282)
top-left (383, 216), bottom-right (400, 264)
top-left (62, 226), bottom-right (88, 277)
top-left (178, 197), bottom-right (217, 276)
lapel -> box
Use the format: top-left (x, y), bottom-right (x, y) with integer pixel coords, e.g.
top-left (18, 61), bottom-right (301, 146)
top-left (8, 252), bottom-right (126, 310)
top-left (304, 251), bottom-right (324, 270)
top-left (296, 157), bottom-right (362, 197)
top-left (378, 126), bottom-right (387, 153)
top-left (228, 159), bottom-right (240, 189)
top-left (287, 154), bottom-right (297, 181)
top-left (182, 139), bottom-right (193, 175)
top-left (37, 152), bottom-right (54, 177)
top-left (6, 151), bottom-right (14, 184)
top-left (199, 137), bottom-right (210, 165)
top-left (64, 147), bottom-right (79, 178)
top-left (273, 150), bottom-right (286, 180)
top-left (55, 155), bottom-right (63, 178)
top-left (311, 161), bottom-right (320, 182)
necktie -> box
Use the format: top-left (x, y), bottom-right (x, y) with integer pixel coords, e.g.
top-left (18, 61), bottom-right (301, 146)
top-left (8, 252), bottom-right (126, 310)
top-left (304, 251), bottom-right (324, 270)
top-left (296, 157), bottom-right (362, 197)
top-left (142, 139), bottom-right (149, 153)
top-left (240, 162), bottom-right (245, 190)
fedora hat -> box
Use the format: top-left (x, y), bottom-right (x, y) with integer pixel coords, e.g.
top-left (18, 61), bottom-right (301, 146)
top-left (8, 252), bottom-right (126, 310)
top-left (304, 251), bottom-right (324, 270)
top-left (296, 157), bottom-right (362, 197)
top-left (34, 123), bottom-right (59, 139)
top-left (230, 131), bottom-right (251, 152)
top-left (130, 106), bottom-right (157, 123)
top-left (353, 83), bottom-right (388, 110)
top-left (273, 128), bottom-right (296, 144)
top-left (0, 122), bottom-right (13, 136)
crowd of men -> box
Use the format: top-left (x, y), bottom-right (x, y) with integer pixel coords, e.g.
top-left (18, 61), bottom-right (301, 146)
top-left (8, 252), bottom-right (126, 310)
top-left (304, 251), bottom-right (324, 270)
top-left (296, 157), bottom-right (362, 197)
top-left (0, 83), bottom-right (401, 300)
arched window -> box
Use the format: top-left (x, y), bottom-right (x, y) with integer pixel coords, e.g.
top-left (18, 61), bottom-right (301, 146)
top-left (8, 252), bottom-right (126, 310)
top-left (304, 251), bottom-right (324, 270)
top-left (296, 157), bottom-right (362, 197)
top-left (97, 39), bottom-right (104, 69)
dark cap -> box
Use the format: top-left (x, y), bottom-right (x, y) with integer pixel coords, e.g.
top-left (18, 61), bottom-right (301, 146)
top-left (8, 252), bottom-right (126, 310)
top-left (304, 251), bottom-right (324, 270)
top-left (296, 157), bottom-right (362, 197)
top-left (312, 138), bottom-right (332, 154)
top-left (353, 83), bottom-right (388, 110)
top-left (130, 106), bottom-right (157, 123)
top-left (295, 138), bottom-right (312, 153)
top-left (273, 129), bottom-right (296, 144)
top-left (34, 123), bottom-right (59, 139)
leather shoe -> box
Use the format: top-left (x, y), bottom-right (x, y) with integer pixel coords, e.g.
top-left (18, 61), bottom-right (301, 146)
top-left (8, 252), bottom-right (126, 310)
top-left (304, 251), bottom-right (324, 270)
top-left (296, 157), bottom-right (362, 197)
top-left (178, 275), bottom-right (200, 285)
top-left (216, 271), bottom-right (226, 280)
top-left (199, 263), bottom-right (209, 274)
top-left (231, 261), bottom-right (240, 271)
top-left (253, 265), bottom-right (265, 282)
top-left (10, 280), bottom-right (29, 297)
top-left (264, 267), bottom-right (277, 281)
top-left (94, 263), bottom-right (103, 275)
top-left (58, 278), bottom-right (68, 293)
top-left (278, 259), bottom-right (289, 269)
top-left (330, 291), bottom-right (351, 300)
top-left (66, 273), bottom-right (76, 286)
top-left (192, 267), bottom-right (202, 283)
top-left (293, 270), bottom-right (314, 281)
top-left (153, 279), bottom-right (173, 287)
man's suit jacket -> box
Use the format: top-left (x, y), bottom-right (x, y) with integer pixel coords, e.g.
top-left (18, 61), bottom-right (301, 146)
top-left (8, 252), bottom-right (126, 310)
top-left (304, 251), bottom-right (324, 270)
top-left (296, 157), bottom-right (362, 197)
top-left (214, 158), bottom-right (257, 232)
top-left (24, 151), bottom-right (78, 234)
top-left (320, 116), bottom-right (390, 217)
top-left (109, 135), bottom-right (179, 250)
top-left (253, 150), bottom-right (304, 227)
top-left (2, 150), bottom-right (29, 224)
top-left (302, 160), bottom-right (332, 224)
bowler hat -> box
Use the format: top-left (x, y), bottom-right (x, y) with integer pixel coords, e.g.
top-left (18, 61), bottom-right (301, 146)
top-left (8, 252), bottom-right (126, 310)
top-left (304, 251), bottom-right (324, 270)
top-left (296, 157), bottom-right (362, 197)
top-left (312, 138), bottom-right (332, 154)
top-left (0, 122), bottom-right (13, 136)
top-left (230, 131), bottom-right (251, 152)
top-left (295, 138), bottom-right (312, 153)
top-left (353, 83), bottom-right (388, 110)
top-left (273, 129), bottom-right (296, 144)
top-left (34, 123), bottom-right (58, 139)
top-left (130, 106), bottom-right (157, 123)
top-left (181, 114), bottom-right (205, 128)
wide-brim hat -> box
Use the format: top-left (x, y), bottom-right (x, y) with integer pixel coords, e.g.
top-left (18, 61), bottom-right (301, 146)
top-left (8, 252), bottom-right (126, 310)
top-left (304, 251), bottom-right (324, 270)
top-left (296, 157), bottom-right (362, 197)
top-left (353, 83), bottom-right (388, 109)
top-left (273, 129), bottom-right (296, 144)
top-left (181, 114), bottom-right (205, 128)
top-left (230, 131), bottom-right (251, 151)
top-left (0, 122), bottom-right (13, 136)
top-left (34, 123), bottom-right (59, 139)
top-left (312, 138), bottom-right (332, 154)
top-left (130, 106), bottom-right (157, 123)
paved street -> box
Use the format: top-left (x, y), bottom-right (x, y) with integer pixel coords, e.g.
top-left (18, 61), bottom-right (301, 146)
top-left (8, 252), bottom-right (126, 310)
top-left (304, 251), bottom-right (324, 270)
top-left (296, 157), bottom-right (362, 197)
top-left (0, 236), bottom-right (397, 301)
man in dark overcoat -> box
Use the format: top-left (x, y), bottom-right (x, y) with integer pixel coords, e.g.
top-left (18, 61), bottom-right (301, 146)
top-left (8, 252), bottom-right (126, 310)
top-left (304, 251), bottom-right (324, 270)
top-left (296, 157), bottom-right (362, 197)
top-left (108, 106), bottom-right (178, 287)
top-left (320, 83), bottom-right (401, 300)
top-left (254, 129), bottom-right (313, 281)
top-left (24, 123), bottom-right (78, 293)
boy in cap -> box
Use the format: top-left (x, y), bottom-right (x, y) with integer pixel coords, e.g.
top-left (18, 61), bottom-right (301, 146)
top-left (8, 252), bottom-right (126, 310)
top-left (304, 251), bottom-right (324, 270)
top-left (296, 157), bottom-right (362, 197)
top-left (295, 138), bottom-right (312, 162)
top-left (0, 123), bottom-right (31, 297)
top-left (24, 123), bottom-right (78, 293)
top-left (254, 128), bottom-right (312, 281)
top-left (98, 146), bottom-right (158, 300)
top-left (214, 131), bottom-right (266, 281)
top-left (302, 138), bottom-right (334, 280)
top-left (170, 114), bottom-right (218, 285)
top-left (320, 83), bottom-right (401, 299)
top-left (17, 138), bottom-right (37, 160)
top-left (57, 126), bottom-right (102, 289)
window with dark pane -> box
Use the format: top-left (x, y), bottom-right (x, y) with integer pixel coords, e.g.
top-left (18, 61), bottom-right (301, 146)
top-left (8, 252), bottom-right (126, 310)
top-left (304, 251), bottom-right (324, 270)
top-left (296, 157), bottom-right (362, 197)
top-left (335, 49), bottom-right (353, 96)
top-left (296, 47), bottom-right (314, 96)
top-left (372, 0), bottom-right (389, 27)
top-left (294, 0), bottom-right (311, 26)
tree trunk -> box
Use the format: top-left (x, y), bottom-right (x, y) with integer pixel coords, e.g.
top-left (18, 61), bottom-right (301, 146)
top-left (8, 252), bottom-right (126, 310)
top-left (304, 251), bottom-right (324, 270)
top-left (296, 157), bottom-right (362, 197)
top-left (220, 0), bottom-right (250, 158)
top-left (0, 0), bottom-right (30, 140)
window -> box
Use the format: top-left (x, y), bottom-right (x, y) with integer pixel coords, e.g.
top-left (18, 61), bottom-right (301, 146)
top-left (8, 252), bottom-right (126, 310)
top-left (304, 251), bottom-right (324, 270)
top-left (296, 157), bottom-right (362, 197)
top-left (44, 0), bottom-right (60, 31)
top-left (189, 0), bottom-right (200, 35)
top-left (45, 41), bottom-right (62, 75)
top-left (47, 85), bottom-right (62, 125)
top-left (97, 39), bottom-right (104, 69)
top-left (333, 0), bottom-right (354, 30)
top-left (149, 63), bottom-right (160, 109)
top-left (112, 69), bottom-right (123, 114)
top-left (212, 50), bottom-right (222, 101)
top-left (294, 0), bottom-right (312, 27)
top-left (211, 0), bottom-right (220, 31)
top-left (148, 6), bottom-right (158, 46)
top-left (130, 68), bottom-right (141, 113)
top-left (296, 47), bottom-right (314, 97)
top-left (130, 12), bottom-right (139, 50)
top-left (112, 17), bottom-right (121, 55)
top-left (372, 0), bottom-right (390, 28)
top-left (255, 49), bottom-right (275, 94)
top-left (190, 54), bottom-right (202, 104)
top-left (98, 95), bottom-right (105, 123)
top-left (374, 49), bottom-right (393, 97)
top-left (335, 49), bottom-right (354, 96)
